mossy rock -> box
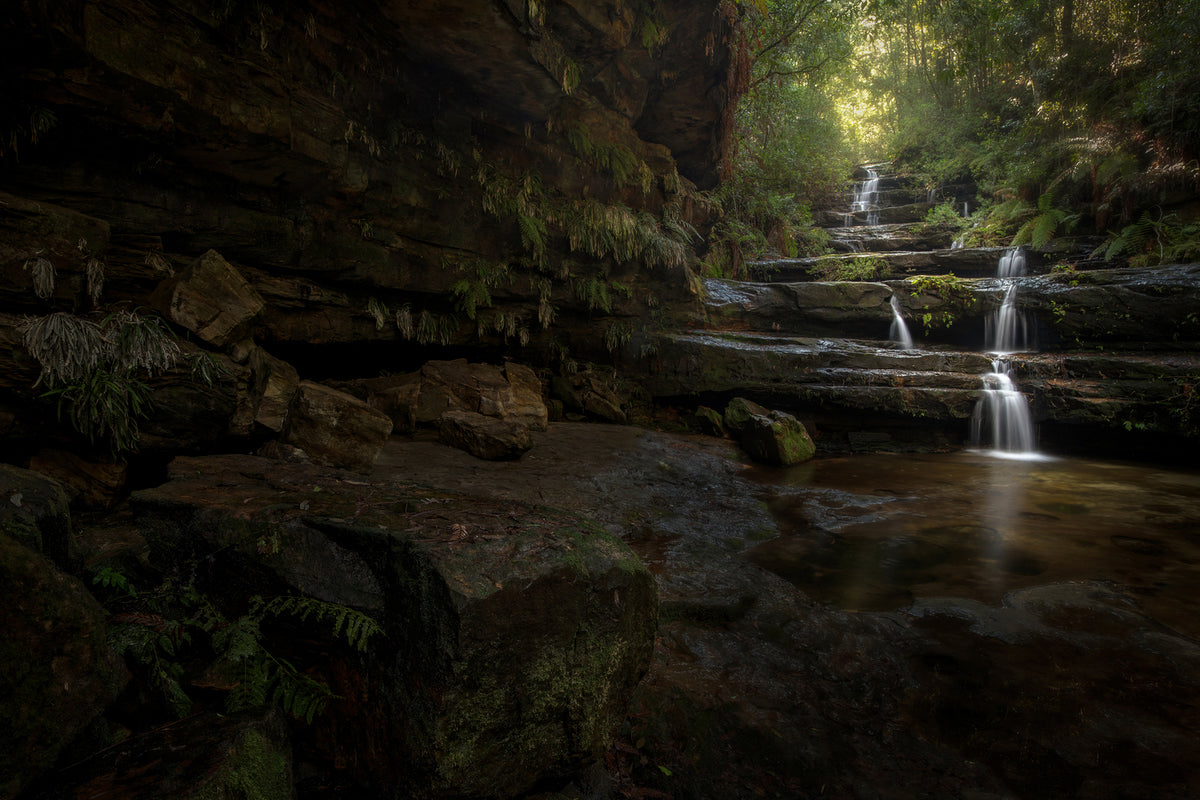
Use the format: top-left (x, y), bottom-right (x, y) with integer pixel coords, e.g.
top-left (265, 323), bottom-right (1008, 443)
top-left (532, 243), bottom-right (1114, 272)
top-left (0, 533), bottom-right (128, 798)
top-left (131, 454), bottom-right (658, 798)
top-left (724, 398), bottom-right (815, 466)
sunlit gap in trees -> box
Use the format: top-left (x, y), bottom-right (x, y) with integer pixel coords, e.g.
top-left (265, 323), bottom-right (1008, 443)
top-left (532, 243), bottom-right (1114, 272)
top-left (832, 25), bottom-right (893, 163)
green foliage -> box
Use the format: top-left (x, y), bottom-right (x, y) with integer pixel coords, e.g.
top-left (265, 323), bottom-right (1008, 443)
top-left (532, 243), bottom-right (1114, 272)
top-left (1011, 192), bottom-right (1081, 249)
top-left (43, 368), bottom-right (153, 458)
top-left (564, 121), bottom-right (651, 191)
top-left (923, 202), bottom-right (969, 231)
top-left (2, 106), bottom-right (56, 160)
top-left (367, 297), bottom-right (390, 331)
top-left (811, 254), bottom-right (890, 281)
top-left (18, 310), bottom-right (214, 457)
top-left (1099, 209), bottom-right (1200, 268)
top-left (908, 273), bottom-right (978, 334)
top-left (605, 320), bottom-right (634, 354)
top-left (99, 568), bottom-right (382, 725)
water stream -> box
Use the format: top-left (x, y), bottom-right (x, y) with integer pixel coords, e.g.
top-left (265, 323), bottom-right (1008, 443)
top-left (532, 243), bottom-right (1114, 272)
top-left (849, 166), bottom-right (880, 226)
top-left (973, 246), bottom-right (1038, 454)
top-left (746, 450), bottom-right (1200, 638)
top-left (888, 293), bottom-right (913, 349)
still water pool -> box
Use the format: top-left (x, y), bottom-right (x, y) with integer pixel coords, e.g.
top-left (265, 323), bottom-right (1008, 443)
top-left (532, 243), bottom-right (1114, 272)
top-left (746, 451), bottom-right (1200, 639)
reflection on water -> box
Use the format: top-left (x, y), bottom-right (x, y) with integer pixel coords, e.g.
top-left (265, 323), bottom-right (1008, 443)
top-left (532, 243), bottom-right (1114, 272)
top-left (746, 451), bottom-right (1200, 639)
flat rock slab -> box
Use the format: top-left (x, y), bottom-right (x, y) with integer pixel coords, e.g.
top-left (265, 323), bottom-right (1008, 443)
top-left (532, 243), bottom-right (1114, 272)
top-left (131, 454), bottom-right (656, 799)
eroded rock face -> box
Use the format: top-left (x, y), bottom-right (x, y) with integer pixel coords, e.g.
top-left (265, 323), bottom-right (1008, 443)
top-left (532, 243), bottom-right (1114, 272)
top-left (131, 454), bottom-right (657, 798)
top-left (1, 0), bottom-right (730, 382)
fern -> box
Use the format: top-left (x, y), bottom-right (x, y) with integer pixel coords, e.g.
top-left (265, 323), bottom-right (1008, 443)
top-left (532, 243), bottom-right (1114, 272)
top-left (1011, 192), bottom-right (1080, 248)
top-left (366, 297), bottom-right (390, 331)
top-left (262, 595), bottom-right (383, 652)
top-left (24, 254), bottom-right (56, 300)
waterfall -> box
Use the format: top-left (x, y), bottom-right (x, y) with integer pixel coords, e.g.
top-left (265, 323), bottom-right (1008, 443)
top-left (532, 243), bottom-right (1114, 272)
top-left (970, 359), bottom-right (1037, 454)
top-left (889, 294), bottom-right (913, 349)
top-left (986, 283), bottom-right (1037, 354)
top-left (851, 168), bottom-right (880, 226)
top-left (962, 201), bottom-right (969, 218)
top-left (972, 247), bottom-right (1038, 455)
top-left (998, 246), bottom-right (1026, 278)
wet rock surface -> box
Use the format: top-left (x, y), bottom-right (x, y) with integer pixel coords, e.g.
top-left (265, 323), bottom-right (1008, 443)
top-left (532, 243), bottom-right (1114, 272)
top-left (130, 452), bottom-right (657, 798)
top-left (371, 423), bottom-right (1200, 799)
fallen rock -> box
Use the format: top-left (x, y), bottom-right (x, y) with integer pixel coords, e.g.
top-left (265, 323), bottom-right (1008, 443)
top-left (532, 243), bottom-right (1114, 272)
top-left (724, 397), bottom-right (815, 466)
top-left (437, 409), bottom-right (533, 460)
top-left (362, 359), bottom-right (548, 436)
top-left (153, 249), bottom-right (264, 348)
top-left (247, 346), bottom-right (300, 433)
top-left (131, 454), bottom-right (657, 799)
top-left (281, 381), bottom-right (393, 473)
top-left (0, 533), bottom-right (129, 798)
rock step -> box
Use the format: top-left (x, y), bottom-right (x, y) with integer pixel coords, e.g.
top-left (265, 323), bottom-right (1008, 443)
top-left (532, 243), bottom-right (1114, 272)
top-left (817, 201), bottom-right (936, 228)
top-left (826, 222), bottom-right (957, 253)
top-left (644, 330), bottom-right (1200, 439)
top-left (748, 247), bottom-right (1016, 282)
top-left (706, 265), bottom-right (1200, 350)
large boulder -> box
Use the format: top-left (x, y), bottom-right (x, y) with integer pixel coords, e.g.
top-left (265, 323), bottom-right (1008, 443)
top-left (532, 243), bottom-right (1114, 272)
top-left (131, 454), bottom-right (657, 798)
top-left (724, 397), bottom-right (815, 467)
top-left (247, 346), bottom-right (301, 434)
top-left (152, 249), bottom-right (264, 348)
top-left (364, 360), bottom-right (548, 434)
top-left (437, 409), bottom-right (533, 461)
top-left (281, 381), bottom-right (393, 473)
top-left (0, 533), bottom-right (129, 798)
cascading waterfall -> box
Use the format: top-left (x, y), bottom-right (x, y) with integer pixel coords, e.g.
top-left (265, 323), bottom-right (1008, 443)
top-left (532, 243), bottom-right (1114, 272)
top-left (889, 293), bottom-right (914, 349)
top-left (972, 246), bottom-right (1038, 455)
top-left (997, 246), bottom-right (1026, 278)
top-left (850, 167), bottom-right (880, 226)
top-left (970, 360), bottom-right (1037, 453)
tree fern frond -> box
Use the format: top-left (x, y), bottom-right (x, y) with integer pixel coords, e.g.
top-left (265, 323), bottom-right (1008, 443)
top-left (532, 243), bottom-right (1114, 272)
top-left (261, 595), bottom-right (384, 652)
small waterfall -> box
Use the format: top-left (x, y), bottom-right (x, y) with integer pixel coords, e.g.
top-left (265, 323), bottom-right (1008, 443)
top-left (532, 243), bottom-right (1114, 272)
top-left (962, 201), bottom-right (969, 218)
top-left (889, 294), bottom-right (913, 349)
top-left (970, 359), bottom-right (1037, 454)
top-left (986, 283), bottom-right (1037, 354)
top-left (972, 247), bottom-right (1038, 455)
top-left (851, 168), bottom-right (880, 226)
top-left (998, 246), bottom-right (1026, 278)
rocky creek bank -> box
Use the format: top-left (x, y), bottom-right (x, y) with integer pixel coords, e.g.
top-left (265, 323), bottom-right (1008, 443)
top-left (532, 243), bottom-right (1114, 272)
top-left (5, 417), bottom-right (1200, 799)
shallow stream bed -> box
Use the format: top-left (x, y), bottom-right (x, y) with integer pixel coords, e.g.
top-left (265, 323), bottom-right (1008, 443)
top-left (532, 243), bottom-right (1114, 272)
top-left (745, 450), bottom-right (1200, 639)
top-left (374, 425), bottom-right (1200, 798)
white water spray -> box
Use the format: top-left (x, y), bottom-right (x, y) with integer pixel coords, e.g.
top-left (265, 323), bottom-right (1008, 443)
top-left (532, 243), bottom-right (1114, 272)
top-left (889, 293), bottom-right (914, 349)
top-left (851, 168), bottom-right (880, 226)
top-left (972, 247), bottom-right (1038, 454)
top-left (971, 359), bottom-right (1037, 454)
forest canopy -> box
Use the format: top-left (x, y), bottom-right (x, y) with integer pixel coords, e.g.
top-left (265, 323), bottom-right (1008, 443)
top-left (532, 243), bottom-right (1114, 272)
top-left (706, 0), bottom-right (1200, 274)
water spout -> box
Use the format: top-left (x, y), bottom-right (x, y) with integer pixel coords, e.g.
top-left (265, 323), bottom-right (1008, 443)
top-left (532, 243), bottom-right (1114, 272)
top-left (889, 294), bottom-right (914, 349)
